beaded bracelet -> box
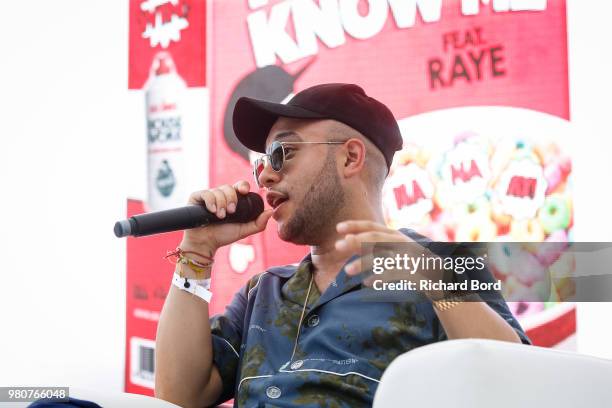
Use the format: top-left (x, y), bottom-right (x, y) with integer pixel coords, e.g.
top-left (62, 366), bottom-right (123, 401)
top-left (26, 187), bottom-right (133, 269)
top-left (165, 247), bottom-right (214, 263)
top-left (165, 247), bottom-right (214, 279)
top-left (177, 256), bottom-right (213, 278)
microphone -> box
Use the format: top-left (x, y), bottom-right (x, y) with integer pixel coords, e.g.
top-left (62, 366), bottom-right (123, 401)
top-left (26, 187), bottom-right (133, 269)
top-left (114, 192), bottom-right (264, 238)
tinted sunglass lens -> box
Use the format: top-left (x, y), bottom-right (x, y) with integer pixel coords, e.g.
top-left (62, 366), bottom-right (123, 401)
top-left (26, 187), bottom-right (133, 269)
top-left (270, 143), bottom-right (284, 171)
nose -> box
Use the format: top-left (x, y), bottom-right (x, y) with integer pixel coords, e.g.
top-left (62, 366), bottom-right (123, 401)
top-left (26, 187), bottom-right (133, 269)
top-left (258, 157), bottom-right (281, 188)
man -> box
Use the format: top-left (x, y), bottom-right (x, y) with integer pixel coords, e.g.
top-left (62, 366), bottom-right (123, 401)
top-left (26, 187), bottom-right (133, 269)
top-left (155, 83), bottom-right (530, 408)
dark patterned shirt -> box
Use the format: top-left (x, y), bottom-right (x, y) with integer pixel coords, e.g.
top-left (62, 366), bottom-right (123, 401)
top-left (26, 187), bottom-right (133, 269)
top-left (209, 229), bottom-right (530, 407)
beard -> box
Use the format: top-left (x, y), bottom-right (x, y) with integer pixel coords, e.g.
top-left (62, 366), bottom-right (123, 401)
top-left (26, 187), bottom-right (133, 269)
top-left (279, 150), bottom-right (345, 245)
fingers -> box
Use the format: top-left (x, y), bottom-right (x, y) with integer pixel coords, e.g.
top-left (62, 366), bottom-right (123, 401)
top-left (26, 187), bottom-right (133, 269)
top-left (335, 222), bottom-right (408, 276)
top-left (237, 209), bottom-right (273, 239)
top-left (345, 257), bottom-right (362, 276)
top-left (253, 209), bottom-right (274, 231)
top-left (335, 231), bottom-right (396, 277)
top-left (233, 180), bottom-right (251, 195)
top-left (190, 190), bottom-right (216, 212)
top-left (345, 250), bottom-right (381, 276)
top-left (219, 184), bottom-right (238, 214)
top-left (211, 189), bottom-right (228, 218)
top-left (188, 181), bottom-right (251, 219)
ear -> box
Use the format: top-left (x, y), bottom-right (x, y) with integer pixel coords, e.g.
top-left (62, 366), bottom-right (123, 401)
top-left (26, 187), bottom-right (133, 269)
top-left (341, 138), bottom-right (366, 178)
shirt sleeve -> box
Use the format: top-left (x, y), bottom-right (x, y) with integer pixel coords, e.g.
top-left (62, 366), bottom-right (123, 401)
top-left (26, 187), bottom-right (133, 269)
top-left (442, 245), bottom-right (532, 345)
top-left (401, 229), bottom-right (532, 345)
top-left (440, 246), bottom-right (531, 344)
top-left (208, 274), bottom-right (259, 405)
top-left (432, 247), bottom-right (532, 345)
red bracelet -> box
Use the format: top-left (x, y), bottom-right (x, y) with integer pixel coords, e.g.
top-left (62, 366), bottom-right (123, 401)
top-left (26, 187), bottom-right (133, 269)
top-left (164, 247), bottom-right (214, 264)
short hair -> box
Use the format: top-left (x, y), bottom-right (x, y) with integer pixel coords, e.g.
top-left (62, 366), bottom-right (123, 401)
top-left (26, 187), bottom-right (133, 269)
top-left (327, 121), bottom-right (388, 194)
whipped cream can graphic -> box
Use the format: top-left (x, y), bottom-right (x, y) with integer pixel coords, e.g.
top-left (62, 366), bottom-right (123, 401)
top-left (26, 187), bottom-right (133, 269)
top-left (145, 51), bottom-right (186, 211)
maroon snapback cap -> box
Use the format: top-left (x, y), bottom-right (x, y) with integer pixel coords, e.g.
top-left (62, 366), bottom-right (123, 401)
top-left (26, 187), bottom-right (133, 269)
top-left (232, 83), bottom-right (403, 169)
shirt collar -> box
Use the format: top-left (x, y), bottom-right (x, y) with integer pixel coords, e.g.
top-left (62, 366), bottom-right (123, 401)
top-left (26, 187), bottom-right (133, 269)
top-left (265, 252), bottom-right (313, 278)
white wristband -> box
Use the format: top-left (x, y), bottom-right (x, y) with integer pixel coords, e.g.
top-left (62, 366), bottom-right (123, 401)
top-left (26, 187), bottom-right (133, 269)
top-left (172, 272), bottom-right (213, 303)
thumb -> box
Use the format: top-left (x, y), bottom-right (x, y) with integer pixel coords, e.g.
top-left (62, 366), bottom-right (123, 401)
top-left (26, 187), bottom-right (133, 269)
top-left (238, 209), bottom-right (273, 239)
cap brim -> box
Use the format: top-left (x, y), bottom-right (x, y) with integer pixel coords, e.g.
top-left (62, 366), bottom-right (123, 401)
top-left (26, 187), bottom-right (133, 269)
top-left (232, 97), bottom-right (326, 153)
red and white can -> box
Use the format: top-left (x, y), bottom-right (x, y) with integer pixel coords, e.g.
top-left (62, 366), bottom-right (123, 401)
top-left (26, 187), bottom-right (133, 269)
top-left (145, 51), bottom-right (186, 211)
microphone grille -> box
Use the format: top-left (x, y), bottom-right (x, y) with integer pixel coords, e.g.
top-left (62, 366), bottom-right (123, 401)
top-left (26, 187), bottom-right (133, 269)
top-left (233, 192), bottom-right (264, 223)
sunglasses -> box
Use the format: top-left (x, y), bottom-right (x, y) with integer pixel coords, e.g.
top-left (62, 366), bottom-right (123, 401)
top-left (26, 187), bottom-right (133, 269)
top-left (253, 140), bottom-right (346, 187)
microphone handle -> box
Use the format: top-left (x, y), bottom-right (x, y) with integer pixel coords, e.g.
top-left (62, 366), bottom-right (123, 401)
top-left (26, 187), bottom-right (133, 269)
top-left (114, 192), bottom-right (264, 238)
top-left (128, 205), bottom-right (212, 237)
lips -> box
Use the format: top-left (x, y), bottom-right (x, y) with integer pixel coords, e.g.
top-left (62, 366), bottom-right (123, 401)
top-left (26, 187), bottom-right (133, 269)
top-left (266, 191), bottom-right (289, 209)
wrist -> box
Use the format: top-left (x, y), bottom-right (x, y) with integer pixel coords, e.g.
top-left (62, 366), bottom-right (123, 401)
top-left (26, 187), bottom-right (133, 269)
top-left (431, 292), bottom-right (481, 312)
top-left (178, 240), bottom-right (217, 264)
top-left (172, 271), bottom-right (213, 303)
top-left (175, 262), bottom-right (211, 280)
top-left (166, 243), bottom-right (215, 280)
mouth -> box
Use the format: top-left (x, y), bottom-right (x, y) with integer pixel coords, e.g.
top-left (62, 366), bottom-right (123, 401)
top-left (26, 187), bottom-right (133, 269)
top-left (266, 191), bottom-right (289, 210)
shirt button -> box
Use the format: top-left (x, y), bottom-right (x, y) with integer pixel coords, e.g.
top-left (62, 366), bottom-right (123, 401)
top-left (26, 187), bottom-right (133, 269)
top-left (266, 386), bottom-right (281, 399)
top-left (307, 314), bottom-right (320, 328)
top-left (290, 359), bottom-right (304, 370)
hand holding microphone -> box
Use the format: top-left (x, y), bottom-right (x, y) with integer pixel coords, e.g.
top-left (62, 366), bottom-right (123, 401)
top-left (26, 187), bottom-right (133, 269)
top-left (180, 180), bottom-right (273, 255)
top-left (115, 181), bottom-right (273, 258)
